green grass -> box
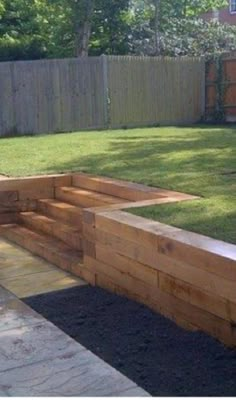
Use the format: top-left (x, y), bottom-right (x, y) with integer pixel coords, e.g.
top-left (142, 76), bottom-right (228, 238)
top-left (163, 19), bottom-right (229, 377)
top-left (0, 126), bottom-right (235, 244)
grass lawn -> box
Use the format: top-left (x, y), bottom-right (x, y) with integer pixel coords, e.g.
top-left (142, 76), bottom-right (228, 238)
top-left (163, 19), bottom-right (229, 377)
top-left (0, 125), bottom-right (235, 244)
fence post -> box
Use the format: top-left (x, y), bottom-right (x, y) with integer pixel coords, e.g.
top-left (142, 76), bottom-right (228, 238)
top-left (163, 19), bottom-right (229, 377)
top-left (101, 54), bottom-right (110, 128)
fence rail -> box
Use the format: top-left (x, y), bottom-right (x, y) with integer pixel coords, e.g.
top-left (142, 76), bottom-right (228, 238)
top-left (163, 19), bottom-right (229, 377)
top-left (0, 56), bottom-right (205, 137)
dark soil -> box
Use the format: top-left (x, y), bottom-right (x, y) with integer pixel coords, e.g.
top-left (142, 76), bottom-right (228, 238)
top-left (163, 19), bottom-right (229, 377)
top-left (24, 285), bottom-right (236, 397)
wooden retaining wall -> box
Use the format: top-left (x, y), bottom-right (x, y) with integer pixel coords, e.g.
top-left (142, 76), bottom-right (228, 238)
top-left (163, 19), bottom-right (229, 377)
top-left (0, 56), bottom-right (205, 136)
top-left (0, 172), bottom-right (235, 347)
top-left (82, 206), bottom-right (236, 348)
top-left (0, 174), bottom-right (72, 224)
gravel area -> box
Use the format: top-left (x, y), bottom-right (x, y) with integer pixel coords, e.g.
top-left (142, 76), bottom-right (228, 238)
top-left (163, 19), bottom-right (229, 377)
top-left (24, 285), bottom-right (236, 397)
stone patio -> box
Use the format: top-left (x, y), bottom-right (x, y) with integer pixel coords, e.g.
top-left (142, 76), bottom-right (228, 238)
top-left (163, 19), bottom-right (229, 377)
top-left (0, 238), bottom-right (85, 298)
top-left (0, 238), bottom-right (149, 397)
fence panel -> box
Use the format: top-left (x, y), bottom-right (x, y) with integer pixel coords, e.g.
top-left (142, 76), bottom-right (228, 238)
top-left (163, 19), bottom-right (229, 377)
top-left (108, 56), bottom-right (205, 128)
top-left (206, 54), bottom-right (236, 122)
top-left (0, 58), bottom-right (106, 136)
top-left (0, 56), bottom-right (205, 137)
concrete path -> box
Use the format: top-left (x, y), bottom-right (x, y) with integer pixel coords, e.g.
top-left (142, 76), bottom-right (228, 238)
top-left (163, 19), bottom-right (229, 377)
top-left (0, 239), bottom-right (149, 397)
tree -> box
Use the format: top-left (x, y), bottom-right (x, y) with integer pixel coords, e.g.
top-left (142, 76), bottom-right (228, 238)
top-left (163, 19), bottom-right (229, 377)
top-left (72, 0), bottom-right (95, 56)
top-left (0, 0), bottom-right (233, 61)
top-left (48, 0), bottom-right (130, 56)
top-left (91, 0), bottom-right (130, 55)
top-left (132, 17), bottom-right (236, 57)
top-left (0, 0), bottom-right (51, 60)
top-left (129, 0), bottom-right (234, 57)
top-left (153, 0), bottom-right (161, 55)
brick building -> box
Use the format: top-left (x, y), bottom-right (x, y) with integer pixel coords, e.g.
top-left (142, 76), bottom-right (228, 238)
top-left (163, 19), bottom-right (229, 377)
top-left (201, 1), bottom-right (236, 24)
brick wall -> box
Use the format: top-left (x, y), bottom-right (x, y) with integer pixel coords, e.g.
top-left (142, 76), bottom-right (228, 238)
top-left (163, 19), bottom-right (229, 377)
top-left (201, 7), bottom-right (236, 25)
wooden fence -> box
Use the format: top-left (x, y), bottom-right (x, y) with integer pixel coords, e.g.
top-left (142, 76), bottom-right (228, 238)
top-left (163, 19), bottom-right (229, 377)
top-left (0, 56), bottom-right (205, 137)
top-left (206, 54), bottom-right (236, 122)
top-left (0, 58), bottom-right (106, 136)
top-left (108, 56), bottom-right (205, 128)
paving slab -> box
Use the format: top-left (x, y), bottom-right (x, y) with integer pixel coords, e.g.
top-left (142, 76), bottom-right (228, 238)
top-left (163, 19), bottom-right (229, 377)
top-left (0, 295), bottom-right (43, 333)
top-left (0, 350), bottom-right (148, 397)
top-left (0, 238), bottom-right (86, 297)
top-left (25, 284), bottom-right (236, 397)
top-left (0, 238), bottom-right (33, 260)
top-left (0, 269), bottom-right (85, 298)
top-left (114, 387), bottom-right (150, 397)
top-left (0, 281), bottom-right (149, 397)
top-left (0, 257), bottom-right (56, 281)
top-left (0, 322), bottom-right (85, 372)
top-left (0, 389), bottom-right (8, 396)
top-left (0, 286), bottom-right (16, 304)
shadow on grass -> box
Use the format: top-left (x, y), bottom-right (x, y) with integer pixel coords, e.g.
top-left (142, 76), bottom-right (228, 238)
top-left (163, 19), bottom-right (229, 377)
top-left (44, 127), bottom-right (236, 193)
top-left (44, 127), bottom-right (236, 176)
top-left (42, 125), bottom-right (236, 243)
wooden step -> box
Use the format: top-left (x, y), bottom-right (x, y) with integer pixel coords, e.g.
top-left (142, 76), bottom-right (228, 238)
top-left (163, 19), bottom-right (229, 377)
top-left (18, 212), bottom-right (83, 251)
top-left (0, 224), bottom-right (84, 276)
top-left (72, 173), bottom-right (162, 201)
top-left (37, 198), bottom-right (83, 229)
top-left (55, 186), bottom-right (127, 208)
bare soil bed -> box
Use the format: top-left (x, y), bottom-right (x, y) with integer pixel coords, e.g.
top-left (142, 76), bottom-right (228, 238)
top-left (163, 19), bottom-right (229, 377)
top-left (24, 285), bottom-right (236, 397)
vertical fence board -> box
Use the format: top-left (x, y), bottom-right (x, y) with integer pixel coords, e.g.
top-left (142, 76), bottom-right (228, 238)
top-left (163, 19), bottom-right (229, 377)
top-left (108, 56), bottom-right (205, 128)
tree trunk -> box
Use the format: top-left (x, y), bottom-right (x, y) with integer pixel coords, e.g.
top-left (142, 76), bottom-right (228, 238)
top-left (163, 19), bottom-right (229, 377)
top-left (183, 0), bottom-right (188, 17)
top-left (75, 0), bottom-right (94, 57)
top-left (154, 0), bottom-right (161, 56)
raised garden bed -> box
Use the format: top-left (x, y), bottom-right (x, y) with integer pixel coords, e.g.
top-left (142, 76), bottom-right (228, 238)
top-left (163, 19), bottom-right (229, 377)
top-left (24, 285), bottom-right (236, 397)
top-left (0, 173), bottom-right (235, 347)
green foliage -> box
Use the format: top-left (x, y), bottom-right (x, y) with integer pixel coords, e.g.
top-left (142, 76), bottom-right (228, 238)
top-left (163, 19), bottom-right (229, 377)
top-left (167, 0), bottom-right (228, 17)
top-left (131, 0), bottom-right (228, 22)
top-left (90, 0), bottom-right (130, 55)
top-left (129, 1), bottom-right (235, 57)
top-left (0, 0), bottom-right (131, 59)
top-left (131, 16), bottom-right (236, 57)
top-left (0, 0), bottom-right (235, 60)
top-left (0, 0), bottom-right (57, 60)
top-left (165, 18), bottom-right (236, 57)
top-left (0, 35), bottom-right (47, 61)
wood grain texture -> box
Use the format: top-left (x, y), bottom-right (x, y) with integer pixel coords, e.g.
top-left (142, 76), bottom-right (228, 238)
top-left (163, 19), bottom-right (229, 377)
top-left (108, 56), bottom-right (205, 127)
top-left (95, 270), bottom-right (236, 347)
top-left (0, 173), bottom-right (235, 348)
top-left (0, 56), bottom-right (204, 136)
top-left (158, 230), bottom-right (236, 282)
